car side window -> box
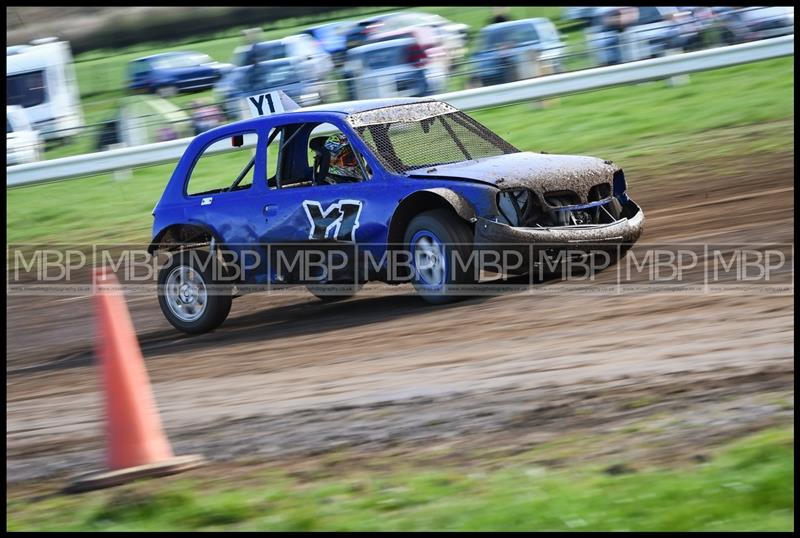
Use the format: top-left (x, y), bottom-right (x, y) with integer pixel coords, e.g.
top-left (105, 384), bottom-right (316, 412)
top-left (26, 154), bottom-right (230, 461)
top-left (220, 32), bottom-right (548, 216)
top-left (307, 123), bottom-right (368, 186)
top-left (515, 23), bottom-right (539, 44)
top-left (267, 122), bottom-right (368, 190)
top-left (186, 131), bottom-right (258, 196)
top-left (265, 127), bottom-right (282, 189)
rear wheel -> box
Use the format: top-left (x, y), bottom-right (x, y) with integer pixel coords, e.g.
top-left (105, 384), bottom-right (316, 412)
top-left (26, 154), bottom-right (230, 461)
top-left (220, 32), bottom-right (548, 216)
top-left (157, 250), bottom-right (232, 334)
top-left (403, 209), bottom-right (476, 305)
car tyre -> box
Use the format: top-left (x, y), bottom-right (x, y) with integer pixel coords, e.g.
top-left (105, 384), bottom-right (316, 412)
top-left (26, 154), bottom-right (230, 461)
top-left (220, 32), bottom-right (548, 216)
top-left (403, 209), bottom-right (476, 305)
top-left (157, 250), bottom-right (233, 334)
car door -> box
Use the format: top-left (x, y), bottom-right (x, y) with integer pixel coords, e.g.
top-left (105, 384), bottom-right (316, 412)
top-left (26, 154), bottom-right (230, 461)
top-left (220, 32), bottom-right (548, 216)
top-left (183, 129), bottom-right (268, 283)
top-left (253, 118), bottom-right (390, 285)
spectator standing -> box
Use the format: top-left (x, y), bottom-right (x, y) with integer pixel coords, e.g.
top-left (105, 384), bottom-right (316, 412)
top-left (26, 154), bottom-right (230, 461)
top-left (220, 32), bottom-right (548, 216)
top-left (490, 7), bottom-right (511, 25)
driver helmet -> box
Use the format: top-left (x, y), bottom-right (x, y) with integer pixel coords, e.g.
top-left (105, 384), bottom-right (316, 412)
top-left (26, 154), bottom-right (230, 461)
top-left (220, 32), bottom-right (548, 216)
top-left (324, 134), bottom-right (360, 179)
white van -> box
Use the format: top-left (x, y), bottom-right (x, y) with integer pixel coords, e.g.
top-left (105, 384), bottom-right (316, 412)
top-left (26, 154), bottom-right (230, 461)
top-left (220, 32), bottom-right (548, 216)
top-left (6, 38), bottom-right (84, 142)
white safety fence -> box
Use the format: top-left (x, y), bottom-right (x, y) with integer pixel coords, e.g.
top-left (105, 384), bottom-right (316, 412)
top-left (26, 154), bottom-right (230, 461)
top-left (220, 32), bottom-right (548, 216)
top-left (6, 34), bottom-right (793, 188)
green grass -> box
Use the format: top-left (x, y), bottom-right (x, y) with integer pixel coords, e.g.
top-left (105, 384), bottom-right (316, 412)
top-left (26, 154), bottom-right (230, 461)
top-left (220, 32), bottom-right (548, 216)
top-left (471, 57), bottom-right (794, 159)
top-left (7, 56), bottom-right (793, 246)
top-left (6, 426), bottom-right (794, 531)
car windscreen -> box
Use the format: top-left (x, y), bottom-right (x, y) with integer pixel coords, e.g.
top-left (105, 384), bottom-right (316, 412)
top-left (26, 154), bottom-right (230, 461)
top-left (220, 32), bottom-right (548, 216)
top-left (254, 42), bottom-right (288, 62)
top-left (352, 110), bottom-right (519, 174)
top-left (7, 70), bottom-right (47, 108)
top-left (152, 54), bottom-right (204, 69)
top-left (482, 23), bottom-right (539, 50)
top-left (361, 44), bottom-right (408, 70)
top-left (7, 118), bottom-right (13, 134)
top-left (636, 7), bottom-right (666, 25)
top-left (253, 63), bottom-right (299, 88)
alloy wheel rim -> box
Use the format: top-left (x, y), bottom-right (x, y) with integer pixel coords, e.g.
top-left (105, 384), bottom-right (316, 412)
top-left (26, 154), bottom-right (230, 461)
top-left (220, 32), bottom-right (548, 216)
top-left (413, 233), bottom-right (446, 288)
top-left (165, 266), bottom-right (208, 322)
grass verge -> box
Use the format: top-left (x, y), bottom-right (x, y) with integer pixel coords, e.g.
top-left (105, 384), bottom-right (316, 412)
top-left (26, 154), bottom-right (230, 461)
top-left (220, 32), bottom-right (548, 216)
top-left (5, 426), bottom-right (794, 531)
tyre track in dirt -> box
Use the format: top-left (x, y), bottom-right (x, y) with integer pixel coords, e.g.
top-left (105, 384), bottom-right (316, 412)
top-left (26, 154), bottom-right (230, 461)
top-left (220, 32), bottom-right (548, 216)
top-left (6, 150), bottom-right (794, 483)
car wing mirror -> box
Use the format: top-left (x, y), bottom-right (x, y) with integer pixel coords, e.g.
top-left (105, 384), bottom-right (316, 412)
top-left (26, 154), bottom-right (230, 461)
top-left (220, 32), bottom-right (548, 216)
top-left (232, 134), bottom-right (244, 147)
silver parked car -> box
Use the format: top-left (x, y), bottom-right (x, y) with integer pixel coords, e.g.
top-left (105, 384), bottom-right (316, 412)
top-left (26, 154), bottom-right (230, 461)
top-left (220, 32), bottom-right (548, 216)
top-left (232, 34), bottom-right (334, 82)
top-left (342, 38), bottom-right (447, 100)
top-left (471, 18), bottom-right (567, 87)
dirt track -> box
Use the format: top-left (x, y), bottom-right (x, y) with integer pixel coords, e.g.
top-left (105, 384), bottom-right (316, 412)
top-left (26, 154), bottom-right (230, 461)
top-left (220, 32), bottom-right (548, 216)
top-left (6, 148), bottom-right (794, 485)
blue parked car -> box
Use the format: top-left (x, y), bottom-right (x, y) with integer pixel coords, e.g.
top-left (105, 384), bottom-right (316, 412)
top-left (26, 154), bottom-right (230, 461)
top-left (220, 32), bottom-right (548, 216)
top-left (214, 58), bottom-right (327, 120)
top-left (302, 21), bottom-right (354, 67)
top-left (471, 18), bottom-right (566, 87)
top-left (128, 51), bottom-right (231, 97)
top-left (148, 95), bottom-right (644, 333)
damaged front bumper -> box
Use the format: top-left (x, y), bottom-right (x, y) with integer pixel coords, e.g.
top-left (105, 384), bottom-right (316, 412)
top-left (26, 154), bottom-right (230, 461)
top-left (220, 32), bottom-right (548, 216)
top-left (474, 200), bottom-right (645, 262)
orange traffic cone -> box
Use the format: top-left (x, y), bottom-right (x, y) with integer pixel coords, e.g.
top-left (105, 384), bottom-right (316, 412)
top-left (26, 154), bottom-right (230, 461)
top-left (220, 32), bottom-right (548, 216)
top-left (65, 268), bottom-right (205, 493)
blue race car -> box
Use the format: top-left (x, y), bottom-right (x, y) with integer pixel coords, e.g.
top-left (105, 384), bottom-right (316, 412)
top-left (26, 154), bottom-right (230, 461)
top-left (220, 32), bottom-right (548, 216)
top-left (149, 94), bottom-right (644, 333)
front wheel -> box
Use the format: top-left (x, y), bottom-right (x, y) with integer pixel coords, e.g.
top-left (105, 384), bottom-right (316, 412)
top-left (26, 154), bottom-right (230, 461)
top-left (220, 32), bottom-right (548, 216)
top-left (403, 209), bottom-right (476, 305)
top-left (157, 250), bottom-right (233, 334)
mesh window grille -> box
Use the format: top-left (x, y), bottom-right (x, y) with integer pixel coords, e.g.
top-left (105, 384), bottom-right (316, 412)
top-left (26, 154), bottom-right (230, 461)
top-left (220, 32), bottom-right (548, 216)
top-left (350, 107), bottom-right (519, 174)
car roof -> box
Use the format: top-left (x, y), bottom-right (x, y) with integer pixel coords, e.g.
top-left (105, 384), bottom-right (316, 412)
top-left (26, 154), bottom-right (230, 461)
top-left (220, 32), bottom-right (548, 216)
top-left (350, 13), bottom-right (393, 27)
top-left (188, 97), bottom-right (454, 156)
top-left (301, 97), bottom-right (437, 115)
top-left (134, 51), bottom-right (197, 61)
top-left (481, 18), bottom-right (551, 32)
top-left (374, 26), bottom-right (431, 38)
top-left (306, 20), bottom-right (354, 31)
top-left (221, 97), bottom-right (439, 131)
top-left (348, 37), bottom-right (415, 55)
top-left (253, 57), bottom-right (296, 68)
top-left (258, 35), bottom-right (302, 46)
